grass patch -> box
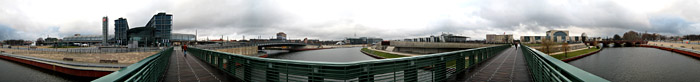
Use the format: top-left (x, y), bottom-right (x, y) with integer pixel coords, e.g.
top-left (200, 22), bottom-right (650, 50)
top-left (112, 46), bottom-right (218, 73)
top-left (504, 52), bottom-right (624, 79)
top-left (524, 44), bottom-right (542, 47)
top-left (362, 48), bottom-right (480, 68)
top-left (524, 43), bottom-right (567, 47)
top-left (49, 46), bottom-right (82, 48)
top-left (550, 48), bottom-right (600, 60)
top-left (361, 48), bottom-right (407, 58)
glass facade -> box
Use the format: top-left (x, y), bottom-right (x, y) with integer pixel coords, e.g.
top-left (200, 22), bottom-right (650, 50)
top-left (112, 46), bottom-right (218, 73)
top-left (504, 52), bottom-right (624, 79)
top-left (63, 35), bottom-right (115, 42)
top-left (523, 36), bottom-right (530, 42)
top-left (171, 33), bottom-right (196, 41)
top-left (147, 13), bottom-right (173, 46)
top-left (553, 31), bottom-right (567, 42)
top-left (114, 18), bottom-right (129, 45)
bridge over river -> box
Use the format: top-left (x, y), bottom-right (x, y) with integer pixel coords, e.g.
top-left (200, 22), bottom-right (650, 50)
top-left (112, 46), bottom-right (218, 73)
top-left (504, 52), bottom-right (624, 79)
top-left (4, 43), bottom-right (698, 81)
top-left (86, 42), bottom-right (611, 82)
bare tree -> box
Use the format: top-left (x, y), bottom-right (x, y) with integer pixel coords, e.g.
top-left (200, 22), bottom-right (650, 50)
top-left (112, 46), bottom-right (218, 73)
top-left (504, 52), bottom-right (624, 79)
top-left (562, 42), bottom-right (569, 58)
top-left (541, 39), bottom-right (554, 54)
top-left (592, 41), bottom-right (599, 49)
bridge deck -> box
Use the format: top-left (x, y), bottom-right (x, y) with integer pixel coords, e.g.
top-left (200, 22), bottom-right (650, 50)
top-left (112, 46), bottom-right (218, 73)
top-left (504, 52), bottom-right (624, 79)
top-left (454, 46), bottom-right (531, 82)
top-left (163, 47), bottom-right (238, 82)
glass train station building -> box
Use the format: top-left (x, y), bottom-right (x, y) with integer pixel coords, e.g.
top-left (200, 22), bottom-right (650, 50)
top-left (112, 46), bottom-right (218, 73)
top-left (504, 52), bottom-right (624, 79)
top-left (63, 12), bottom-right (195, 47)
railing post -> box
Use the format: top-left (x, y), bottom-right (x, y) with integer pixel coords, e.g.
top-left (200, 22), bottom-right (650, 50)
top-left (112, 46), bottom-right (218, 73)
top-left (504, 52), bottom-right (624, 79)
top-left (218, 53), bottom-right (223, 69)
top-left (457, 53), bottom-right (466, 72)
top-left (266, 63), bottom-right (279, 82)
top-left (404, 61), bottom-right (418, 82)
top-left (480, 49), bottom-right (486, 62)
top-left (433, 56), bottom-right (447, 82)
top-left (359, 66), bottom-right (374, 82)
top-left (477, 50), bottom-right (482, 62)
top-left (469, 51), bottom-right (476, 67)
top-left (308, 66), bottom-right (324, 82)
top-left (228, 55), bottom-right (236, 75)
top-left (244, 60), bottom-right (252, 81)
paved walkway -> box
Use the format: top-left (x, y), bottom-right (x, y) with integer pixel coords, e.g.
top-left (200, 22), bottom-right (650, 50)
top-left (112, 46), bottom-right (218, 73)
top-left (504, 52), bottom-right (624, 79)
top-left (163, 47), bottom-right (238, 82)
top-left (366, 47), bottom-right (419, 56)
top-left (454, 46), bottom-right (531, 82)
top-left (549, 47), bottom-right (591, 55)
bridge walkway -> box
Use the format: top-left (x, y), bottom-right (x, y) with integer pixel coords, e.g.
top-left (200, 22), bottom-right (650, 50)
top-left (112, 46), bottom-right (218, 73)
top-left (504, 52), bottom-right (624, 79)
top-left (163, 47), bottom-right (237, 82)
top-left (455, 46), bottom-right (531, 82)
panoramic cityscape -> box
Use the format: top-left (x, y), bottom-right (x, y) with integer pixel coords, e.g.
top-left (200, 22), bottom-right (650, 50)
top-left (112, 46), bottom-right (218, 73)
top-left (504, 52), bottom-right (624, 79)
top-left (1, 0), bottom-right (700, 82)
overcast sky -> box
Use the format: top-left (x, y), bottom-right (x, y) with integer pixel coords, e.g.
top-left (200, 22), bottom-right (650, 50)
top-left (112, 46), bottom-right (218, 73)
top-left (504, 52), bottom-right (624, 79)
top-left (1, 0), bottom-right (699, 41)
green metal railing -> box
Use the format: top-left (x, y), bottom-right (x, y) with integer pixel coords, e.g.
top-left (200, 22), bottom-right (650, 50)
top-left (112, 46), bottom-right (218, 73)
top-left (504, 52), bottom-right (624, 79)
top-left (188, 45), bottom-right (510, 82)
top-left (521, 45), bottom-right (609, 82)
top-left (92, 47), bottom-right (173, 82)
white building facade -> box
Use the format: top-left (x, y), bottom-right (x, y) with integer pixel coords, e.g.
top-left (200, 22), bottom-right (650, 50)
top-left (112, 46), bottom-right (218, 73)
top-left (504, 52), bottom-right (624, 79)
top-left (520, 30), bottom-right (586, 43)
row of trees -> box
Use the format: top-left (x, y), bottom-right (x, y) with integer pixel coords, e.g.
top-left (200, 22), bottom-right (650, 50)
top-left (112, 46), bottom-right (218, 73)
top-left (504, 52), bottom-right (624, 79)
top-left (540, 38), bottom-right (571, 57)
top-left (610, 31), bottom-right (698, 41)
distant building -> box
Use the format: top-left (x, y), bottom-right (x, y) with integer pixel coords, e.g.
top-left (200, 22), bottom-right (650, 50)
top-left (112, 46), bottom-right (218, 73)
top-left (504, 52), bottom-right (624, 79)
top-left (403, 33), bottom-right (470, 43)
top-left (2, 40), bottom-right (30, 45)
top-left (148, 13), bottom-right (173, 46)
top-left (114, 17), bottom-right (129, 45)
top-left (345, 37), bottom-right (383, 44)
top-left (127, 27), bottom-right (154, 47)
top-left (276, 32), bottom-right (287, 40)
top-left (64, 12), bottom-right (186, 47)
top-left (486, 34), bottom-right (513, 44)
top-left (63, 35), bottom-right (114, 43)
top-left (171, 33), bottom-right (196, 42)
top-left (44, 37), bottom-right (58, 43)
top-left (102, 16), bottom-right (108, 45)
top-left (520, 30), bottom-right (586, 43)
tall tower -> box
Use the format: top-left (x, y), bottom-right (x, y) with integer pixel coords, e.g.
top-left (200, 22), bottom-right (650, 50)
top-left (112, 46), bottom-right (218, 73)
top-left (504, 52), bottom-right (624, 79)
top-left (114, 18), bottom-right (129, 45)
top-left (102, 16), bottom-right (108, 45)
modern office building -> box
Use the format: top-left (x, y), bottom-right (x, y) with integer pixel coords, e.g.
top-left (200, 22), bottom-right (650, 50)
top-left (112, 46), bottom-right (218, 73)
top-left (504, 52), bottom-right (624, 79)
top-left (171, 33), bottom-right (196, 43)
top-left (63, 35), bottom-right (115, 43)
top-left (102, 16), bottom-right (108, 45)
top-left (276, 32), bottom-right (287, 40)
top-left (403, 33), bottom-right (470, 43)
top-left (63, 12), bottom-right (187, 47)
top-left (520, 30), bottom-right (586, 43)
top-left (148, 13), bottom-right (173, 46)
top-left (345, 37), bottom-right (383, 44)
top-left (486, 34), bottom-right (514, 44)
top-left (114, 18), bottom-right (129, 45)
top-left (127, 27), bottom-right (155, 47)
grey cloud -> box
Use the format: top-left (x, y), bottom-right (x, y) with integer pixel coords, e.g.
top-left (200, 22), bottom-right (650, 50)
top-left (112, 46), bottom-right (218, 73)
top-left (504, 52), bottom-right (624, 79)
top-left (0, 24), bottom-right (20, 40)
top-left (477, 0), bottom-right (650, 33)
top-left (647, 15), bottom-right (696, 35)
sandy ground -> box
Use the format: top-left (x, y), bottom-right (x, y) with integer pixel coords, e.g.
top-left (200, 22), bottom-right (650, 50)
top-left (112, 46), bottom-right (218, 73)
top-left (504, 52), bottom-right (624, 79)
top-left (0, 48), bottom-right (157, 64)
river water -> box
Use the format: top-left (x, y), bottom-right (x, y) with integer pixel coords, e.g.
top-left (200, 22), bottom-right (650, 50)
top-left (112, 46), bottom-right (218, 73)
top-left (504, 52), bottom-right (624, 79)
top-left (266, 47), bottom-right (377, 62)
top-left (568, 47), bottom-right (700, 82)
top-left (0, 58), bottom-right (94, 82)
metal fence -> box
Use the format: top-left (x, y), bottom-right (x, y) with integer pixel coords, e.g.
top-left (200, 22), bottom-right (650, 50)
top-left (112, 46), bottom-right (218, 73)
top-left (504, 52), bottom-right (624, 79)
top-left (188, 44), bottom-right (510, 82)
top-left (91, 47), bottom-right (173, 82)
top-left (191, 43), bottom-right (256, 50)
top-left (0, 46), bottom-right (163, 53)
top-left (520, 45), bottom-right (609, 82)
top-left (191, 42), bottom-right (311, 50)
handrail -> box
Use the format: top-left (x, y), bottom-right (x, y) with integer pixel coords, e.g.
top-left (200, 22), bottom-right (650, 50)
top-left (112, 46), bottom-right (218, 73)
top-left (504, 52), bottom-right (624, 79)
top-left (188, 44), bottom-right (511, 81)
top-left (92, 47), bottom-right (173, 82)
top-left (521, 45), bottom-right (609, 82)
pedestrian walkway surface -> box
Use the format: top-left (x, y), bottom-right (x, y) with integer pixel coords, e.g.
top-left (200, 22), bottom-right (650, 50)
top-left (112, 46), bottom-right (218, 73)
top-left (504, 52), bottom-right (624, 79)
top-left (453, 47), bottom-right (531, 82)
top-left (163, 47), bottom-right (238, 82)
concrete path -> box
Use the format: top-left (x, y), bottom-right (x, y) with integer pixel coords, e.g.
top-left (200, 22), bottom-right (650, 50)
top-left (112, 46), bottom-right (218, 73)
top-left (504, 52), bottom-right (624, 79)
top-left (453, 46), bottom-right (531, 82)
top-left (549, 47), bottom-right (590, 55)
top-left (163, 47), bottom-right (238, 82)
top-left (366, 47), bottom-right (419, 56)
